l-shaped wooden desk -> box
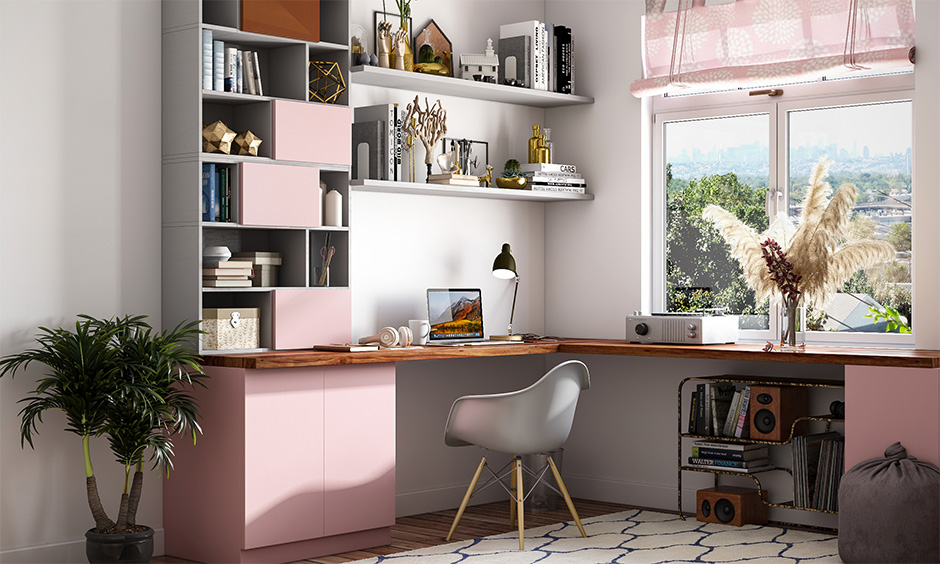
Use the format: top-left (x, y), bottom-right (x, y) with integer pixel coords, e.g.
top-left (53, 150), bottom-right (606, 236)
top-left (164, 340), bottom-right (940, 563)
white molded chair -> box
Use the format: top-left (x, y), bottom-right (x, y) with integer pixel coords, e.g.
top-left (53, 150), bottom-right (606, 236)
top-left (443, 360), bottom-right (590, 549)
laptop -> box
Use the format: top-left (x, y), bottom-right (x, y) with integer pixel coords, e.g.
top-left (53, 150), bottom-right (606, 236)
top-left (426, 288), bottom-right (486, 345)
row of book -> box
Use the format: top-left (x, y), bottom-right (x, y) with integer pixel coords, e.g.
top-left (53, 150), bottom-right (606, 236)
top-left (688, 440), bottom-right (773, 473)
top-left (688, 382), bottom-right (752, 439)
top-left (793, 432), bottom-right (844, 511)
top-left (521, 163), bottom-right (586, 194)
top-left (352, 103), bottom-right (403, 182)
top-left (202, 163), bottom-right (234, 223)
top-left (202, 29), bottom-right (264, 95)
top-left (498, 21), bottom-right (574, 94)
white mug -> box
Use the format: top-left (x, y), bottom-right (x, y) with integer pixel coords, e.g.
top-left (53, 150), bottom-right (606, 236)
top-left (409, 319), bottom-right (431, 345)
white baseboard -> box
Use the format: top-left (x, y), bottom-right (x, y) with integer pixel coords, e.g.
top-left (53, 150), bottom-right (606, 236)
top-left (0, 528), bottom-right (164, 563)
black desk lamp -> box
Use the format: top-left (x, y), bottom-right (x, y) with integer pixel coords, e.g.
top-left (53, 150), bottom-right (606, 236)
top-left (490, 243), bottom-right (524, 341)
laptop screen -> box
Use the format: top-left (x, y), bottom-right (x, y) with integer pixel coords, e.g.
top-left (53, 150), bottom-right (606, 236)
top-left (427, 288), bottom-right (484, 343)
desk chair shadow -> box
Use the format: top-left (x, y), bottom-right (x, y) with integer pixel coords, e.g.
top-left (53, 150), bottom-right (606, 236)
top-left (443, 360), bottom-right (591, 549)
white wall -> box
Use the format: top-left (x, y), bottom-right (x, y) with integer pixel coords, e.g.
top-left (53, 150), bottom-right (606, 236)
top-left (0, 0), bottom-right (164, 561)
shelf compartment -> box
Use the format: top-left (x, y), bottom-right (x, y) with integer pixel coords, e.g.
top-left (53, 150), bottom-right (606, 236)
top-left (204, 100), bottom-right (273, 158)
top-left (202, 225), bottom-right (308, 287)
top-left (310, 230), bottom-right (348, 288)
top-left (350, 65), bottom-right (594, 108)
top-left (350, 179), bottom-right (593, 202)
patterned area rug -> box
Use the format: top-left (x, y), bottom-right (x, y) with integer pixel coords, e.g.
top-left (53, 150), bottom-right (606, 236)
top-left (351, 509), bottom-right (841, 563)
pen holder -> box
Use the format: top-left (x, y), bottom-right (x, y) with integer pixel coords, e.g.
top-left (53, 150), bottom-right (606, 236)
top-left (315, 266), bottom-right (329, 287)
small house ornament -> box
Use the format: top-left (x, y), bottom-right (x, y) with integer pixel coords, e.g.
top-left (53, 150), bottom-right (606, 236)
top-left (460, 38), bottom-right (499, 83)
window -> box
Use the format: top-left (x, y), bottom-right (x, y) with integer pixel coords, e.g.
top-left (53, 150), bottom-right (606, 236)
top-left (652, 74), bottom-right (914, 344)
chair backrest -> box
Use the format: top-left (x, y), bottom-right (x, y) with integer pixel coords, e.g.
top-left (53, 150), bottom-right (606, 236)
top-left (443, 360), bottom-right (590, 455)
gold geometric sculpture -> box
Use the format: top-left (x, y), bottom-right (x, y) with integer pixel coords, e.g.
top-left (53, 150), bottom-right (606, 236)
top-left (233, 130), bottom-right (263, 156)
top-left (308, 61), bottom-right (346, 104)
top-left (202, 120), bottom-right (236, 154)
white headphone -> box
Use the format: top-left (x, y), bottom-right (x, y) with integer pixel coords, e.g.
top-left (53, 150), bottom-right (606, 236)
top-left (359, 326), bottom-right (413, 347)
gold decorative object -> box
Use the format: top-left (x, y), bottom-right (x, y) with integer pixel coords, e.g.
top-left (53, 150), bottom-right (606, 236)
top-left (495, 177), bottom-right (527, 189)
top-left (203, 120), bottom-right (236, 154)
top-left (233, 130), bottom-right (262, 156)
top-left (404, 117), bottom-right (417, 182)
top-left (393, 24), bottom-right (413, 72)
top-left (528, 124), bottom-right (550, 163)
top-left (308, 61), bottom-right (346, 104)
top-left (478, 165), bottom-right (494, 188)
top-left (402, 96), bottom-right (448, 181)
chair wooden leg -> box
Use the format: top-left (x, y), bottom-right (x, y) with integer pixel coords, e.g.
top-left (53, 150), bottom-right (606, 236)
top-left (509, 459), bottom-right (517, 527)
top-left (547, 456), bottom-right (587, 538)
top-left (515, 457), bottom-right (525, 550)
top-left (446, 456), bottom-right (487, 541)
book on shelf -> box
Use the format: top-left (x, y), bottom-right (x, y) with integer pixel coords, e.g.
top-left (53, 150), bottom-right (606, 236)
top-left (212, 40), bottom-right (224, 91)
top-left (811, 436), bottom-right (844, 511)
top-left (252, 51), bottom-right (263, 95)
top-left (528, 184), bottom-right (585, 194)
top-left (692, 445), bottom-right (770, 461)
top-left (202, 29), bottom-right (213, 90)
top-left (555, 26), bottom-right (573, 94)
top-left (236, 49), bottom-right (243, 93)
top-left (428, 173), bottom-right (478, 181)
top-left (202, 278), bottom-right (252, 288)
top-left (497, 35), bottom-right (530, 88)
top-left (313, 343), bottom-right (381, 352)
top-left (695, 383), bottom-right (706, 435)
top-left (428, 178), bottom-right (481, 187)
top-left (520, 163), bottom-right (578, 174)
top-left (688, 456), bottom-right (770, 469)
top-left (218, 167), bottom-right (230, 222)
top-left (722, 389), bottom-right (741, 437)
top-left (703, 382), bottom-right (712, 436)
top-left (203, 259), bottom-right (253, 269)
top-left (525, 175), bottom-right (585, 185)
top-left (792, 431), bottom-right (842, 509)
top-left (686, 461), bottom-right (774, 473)
top-left (691, 440), bottom-right (767, 451)
top-left (203, 267), bottom-right (253, 277)
top-left (500, 20), bottom-right (544, 90)
top-left (734, 385), bottom-right (751, 438)
top-left (354, 104), bottom-right (401, 182)
top-left (225, 46), bottom-right (238, 92)
top-left (242, 51), bottom-right (257, 96)
top-left (202, 163), bottom-right (216, 222)
top-left (710, 383), bottom-right (736, 438)
top-left (687, 392), bottom-right (697, 434)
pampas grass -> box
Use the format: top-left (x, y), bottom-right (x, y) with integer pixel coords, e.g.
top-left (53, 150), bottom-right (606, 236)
top-left (702, 159), bottom-right (894, 309)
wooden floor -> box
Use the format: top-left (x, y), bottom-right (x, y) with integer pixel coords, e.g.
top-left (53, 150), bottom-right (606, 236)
top-left (153, 498), bottom-right (633, 564)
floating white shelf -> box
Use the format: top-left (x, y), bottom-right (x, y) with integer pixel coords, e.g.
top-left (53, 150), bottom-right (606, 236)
top-left (350, 179), bottom-right (593, 201)
top-left (349, 65), bottom-right (594, 107)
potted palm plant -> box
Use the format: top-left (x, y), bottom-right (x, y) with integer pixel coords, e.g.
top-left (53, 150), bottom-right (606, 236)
top-left (0, 314), bottom-right (205, 563)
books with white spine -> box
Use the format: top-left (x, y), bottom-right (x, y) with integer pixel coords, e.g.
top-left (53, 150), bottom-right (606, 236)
top-left (212, 40), bottom-right (225, 91)
top-left (202, 29), bottom-right (213, 90)
top-left (500, 21), bottom-right (543, 90)
top-left (252, 51), bottom-right (263, 95)
top-left (236, 49), bottom-right (243, 93)
top-left (242, 51), bottom-right (257, 95)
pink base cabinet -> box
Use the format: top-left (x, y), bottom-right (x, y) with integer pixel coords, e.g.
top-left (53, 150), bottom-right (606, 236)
top-left (164, 363), bottom-right (396, 563)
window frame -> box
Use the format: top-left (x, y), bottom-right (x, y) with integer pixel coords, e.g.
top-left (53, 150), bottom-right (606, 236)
top-left (650, 73), bottom-right (915, 347)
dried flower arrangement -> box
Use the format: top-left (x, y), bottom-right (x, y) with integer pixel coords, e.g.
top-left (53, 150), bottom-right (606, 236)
top-left (702, 159), bottom-right (895, 348)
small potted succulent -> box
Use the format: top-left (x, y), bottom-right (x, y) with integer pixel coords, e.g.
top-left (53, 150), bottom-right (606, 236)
top-left (495, 158), bottom-right (528, 189)
top-left (0, 315), bottom-right (206, 563)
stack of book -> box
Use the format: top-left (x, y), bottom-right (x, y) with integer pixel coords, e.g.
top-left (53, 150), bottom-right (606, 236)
top-left (792, 431), bottom-right (844, 510)
top-left (233, 251), bottom-right (282, 287)
top-left (203, 259), bottom-right (253, 288)
top-left (688, 440), bottom-right (773, 473)
top-left (521, 163), bottom-right (586, 193)
top-left (427, 173), bottom-right (480, 187)
top-left (202, 163), bottom-right (234, 222)
top-left (689, 382), bottom-right (752, 439)
top-left (203, 29), bottom-right (264, 95)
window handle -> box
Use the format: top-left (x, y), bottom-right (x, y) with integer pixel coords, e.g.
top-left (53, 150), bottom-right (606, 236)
top-left (765, 187), bottom-right (784, 214)
top-left (749, 88), bottom-right (783, 97)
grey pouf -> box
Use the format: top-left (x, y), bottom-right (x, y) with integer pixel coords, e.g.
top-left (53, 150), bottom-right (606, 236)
top-left (838, 442), bottom-right (940, 563)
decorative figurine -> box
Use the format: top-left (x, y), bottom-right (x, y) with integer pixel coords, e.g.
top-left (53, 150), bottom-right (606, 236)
top-left (459, 39), bottom-right (499, 83)
top-left (233, 130), bottom-right (262, 156)
top-left (479, 164), bottom-right (494, 187)
top-left (436, 140), bottom-right (458, 174)
top-left (202, 120), bottom-right (236, 154)
top-left (393, 26), bottom-right (410, 71)
top-left (402, 96), bottom-right (448, 182)
top-left (377, 21), bottom-right (393, 68)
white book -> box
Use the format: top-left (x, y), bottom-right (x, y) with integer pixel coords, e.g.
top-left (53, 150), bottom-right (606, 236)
top-left (236, 49), bottom-right (243, 93)
top-left (202, 29), bottom-right (213, 90)
top-left (224, 47), bottom-right (237, 92)
top-left (242, 51), bottom-right (257, 95)
top-left (212, 40), bottom-right (225, 91)
top-left (520, 163), bottom-right (577, 174)
top-left (500, 21), bottom-right (542, 90)
top-left (252, 51), bottom-right (263, 95)
top-left (540, 23), bottom-right (549, 91)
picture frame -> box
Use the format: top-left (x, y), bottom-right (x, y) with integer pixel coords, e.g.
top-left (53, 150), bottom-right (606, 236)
top-left (413, 19), bottom-right (454, 77)
top-left (373, 11), bottom-right (412, 60)
top-left (440, 138), bottom-right (489, 177)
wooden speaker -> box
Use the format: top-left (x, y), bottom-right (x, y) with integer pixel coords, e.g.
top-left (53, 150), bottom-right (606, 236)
top-left (748, 385), bottom-right (808, 442)
top-left (696, 487), bottom-right (767, 526)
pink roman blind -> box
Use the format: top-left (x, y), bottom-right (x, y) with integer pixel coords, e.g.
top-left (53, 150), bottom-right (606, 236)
top-left (631, 0), bottom-right (915, 98)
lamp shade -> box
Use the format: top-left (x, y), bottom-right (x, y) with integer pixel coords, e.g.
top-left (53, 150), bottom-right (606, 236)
top-left (492, 243), bottom-right (517, 279)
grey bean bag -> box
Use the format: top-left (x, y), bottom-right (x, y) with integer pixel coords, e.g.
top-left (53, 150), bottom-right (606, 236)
top-left (838, 442), bottom-right (939, 563)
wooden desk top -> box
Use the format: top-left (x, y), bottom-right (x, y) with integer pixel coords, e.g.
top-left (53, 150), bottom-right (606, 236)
top-left (204, 339), bottom-right (940, 370)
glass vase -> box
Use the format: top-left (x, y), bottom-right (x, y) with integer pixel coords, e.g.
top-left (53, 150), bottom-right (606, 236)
top-left (779, 297), bottom-right (806, 352)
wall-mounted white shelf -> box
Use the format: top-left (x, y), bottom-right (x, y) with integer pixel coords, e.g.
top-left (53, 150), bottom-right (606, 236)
top-left (350, 65), bottom-right (594, 108)
top-left (350, 179), bottom-right (593, 201)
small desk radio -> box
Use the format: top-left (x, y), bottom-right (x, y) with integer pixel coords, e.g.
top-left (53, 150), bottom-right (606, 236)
top-left (626, 311), bottom-right (739, 345)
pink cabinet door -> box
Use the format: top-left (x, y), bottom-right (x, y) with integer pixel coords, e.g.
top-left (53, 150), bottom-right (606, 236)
top-left (272, 288), bottom-right (351, 350)
top-left (240, 162), bottom-right (320, 227)
top-left (244, 367), bottom-right (325, 549)
top-left (323, 364), bottom-right (396, 536)
top-left (273, 100), bottom-right (351, 165)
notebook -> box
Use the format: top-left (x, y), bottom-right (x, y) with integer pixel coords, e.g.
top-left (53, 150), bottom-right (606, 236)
top-left (426, 288), bottom-right (486, 345)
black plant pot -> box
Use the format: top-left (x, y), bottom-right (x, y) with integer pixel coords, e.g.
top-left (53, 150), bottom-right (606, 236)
top-left (85, 526), bottom-right (154, 564)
